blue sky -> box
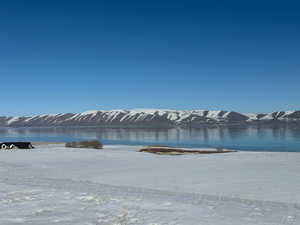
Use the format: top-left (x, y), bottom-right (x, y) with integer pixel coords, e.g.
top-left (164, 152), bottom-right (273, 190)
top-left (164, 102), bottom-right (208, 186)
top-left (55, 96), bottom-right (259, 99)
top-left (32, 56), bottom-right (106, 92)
top-left (0, 0), bottom-right (300, 116)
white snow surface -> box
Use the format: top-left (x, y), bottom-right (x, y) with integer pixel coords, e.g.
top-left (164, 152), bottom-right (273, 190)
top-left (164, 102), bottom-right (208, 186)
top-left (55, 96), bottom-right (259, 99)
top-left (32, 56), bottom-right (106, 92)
top-left (0, 144), bottom-right (300, 225)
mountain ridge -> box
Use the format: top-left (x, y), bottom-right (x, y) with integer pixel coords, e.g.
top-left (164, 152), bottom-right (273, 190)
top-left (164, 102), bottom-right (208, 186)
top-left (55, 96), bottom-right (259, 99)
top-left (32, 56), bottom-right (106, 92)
top-left (1, 109), bottom-right (300, 128)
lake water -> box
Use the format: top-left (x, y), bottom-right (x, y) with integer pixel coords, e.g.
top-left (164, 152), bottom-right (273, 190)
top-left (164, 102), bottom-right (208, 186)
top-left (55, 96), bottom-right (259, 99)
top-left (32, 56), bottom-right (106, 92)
top-left (1, 126), bottom-right (300, 152)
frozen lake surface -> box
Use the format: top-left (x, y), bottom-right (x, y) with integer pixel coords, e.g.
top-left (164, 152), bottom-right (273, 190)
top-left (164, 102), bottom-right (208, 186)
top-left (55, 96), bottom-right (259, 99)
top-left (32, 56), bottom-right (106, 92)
top-left (0, 144), bottom-right (300, 225)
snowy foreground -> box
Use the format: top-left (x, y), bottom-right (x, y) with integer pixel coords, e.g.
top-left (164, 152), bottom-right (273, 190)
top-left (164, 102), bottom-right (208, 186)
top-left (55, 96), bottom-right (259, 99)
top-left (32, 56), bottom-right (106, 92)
top-left (0, 144), bottom-right (300, 225)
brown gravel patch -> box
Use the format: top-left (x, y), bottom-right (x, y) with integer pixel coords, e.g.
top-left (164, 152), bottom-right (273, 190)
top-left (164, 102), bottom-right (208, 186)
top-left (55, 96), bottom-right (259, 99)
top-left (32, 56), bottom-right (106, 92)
top-left (138, 146), bottom-right (237, 155)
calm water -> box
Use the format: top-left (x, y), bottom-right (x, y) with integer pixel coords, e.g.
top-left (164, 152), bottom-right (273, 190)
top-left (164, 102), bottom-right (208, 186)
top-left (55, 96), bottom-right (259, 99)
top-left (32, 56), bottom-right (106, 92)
top-left (0, 127), bottom-right (300, 152)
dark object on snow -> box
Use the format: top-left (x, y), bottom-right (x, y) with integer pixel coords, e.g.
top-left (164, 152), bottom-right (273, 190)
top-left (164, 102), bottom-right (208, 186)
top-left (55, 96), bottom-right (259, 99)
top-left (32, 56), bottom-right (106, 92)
top-left (65, 140), bottom-right (103, 149)
top-left (139, 146), bottom-right (236, 155)
top-left (0, 142), bottom-right (34, 149)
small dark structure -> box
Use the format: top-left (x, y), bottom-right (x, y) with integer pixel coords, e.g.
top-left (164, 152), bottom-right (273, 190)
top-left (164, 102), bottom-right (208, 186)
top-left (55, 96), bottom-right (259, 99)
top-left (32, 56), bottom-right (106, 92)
top-left (0, 142), bottom-right (34, 149)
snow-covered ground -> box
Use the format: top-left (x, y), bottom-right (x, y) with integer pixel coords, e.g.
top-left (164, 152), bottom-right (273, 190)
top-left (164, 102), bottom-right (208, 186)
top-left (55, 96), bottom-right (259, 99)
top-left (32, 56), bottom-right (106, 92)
top-left (0, 144), bottom-right (299, 225)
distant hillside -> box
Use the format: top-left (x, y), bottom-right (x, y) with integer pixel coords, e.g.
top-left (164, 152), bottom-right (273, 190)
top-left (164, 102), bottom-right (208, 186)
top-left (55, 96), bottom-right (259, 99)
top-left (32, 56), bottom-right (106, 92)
top-left (1, 109), bottom-right (300, 128)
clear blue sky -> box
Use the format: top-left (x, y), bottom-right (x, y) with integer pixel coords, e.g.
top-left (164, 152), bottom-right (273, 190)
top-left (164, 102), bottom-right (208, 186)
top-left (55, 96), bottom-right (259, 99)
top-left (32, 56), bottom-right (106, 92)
top-left (1, 0), bottom-right (300, 116)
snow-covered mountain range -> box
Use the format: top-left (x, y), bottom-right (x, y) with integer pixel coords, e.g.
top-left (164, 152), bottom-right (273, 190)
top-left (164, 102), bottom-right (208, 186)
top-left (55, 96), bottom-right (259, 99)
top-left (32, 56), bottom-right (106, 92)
top-left (1, 109), bottom-right (300, 128)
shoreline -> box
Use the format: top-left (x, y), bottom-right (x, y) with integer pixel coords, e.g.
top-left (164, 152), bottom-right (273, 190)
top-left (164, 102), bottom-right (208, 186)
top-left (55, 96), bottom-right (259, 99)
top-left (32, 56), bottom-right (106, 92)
top-left (30, 141), bottom-right (300, 153)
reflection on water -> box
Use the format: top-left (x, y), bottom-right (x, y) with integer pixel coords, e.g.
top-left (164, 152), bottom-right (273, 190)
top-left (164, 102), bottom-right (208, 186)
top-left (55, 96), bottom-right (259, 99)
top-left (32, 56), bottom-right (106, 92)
top-left (0, 127), bottom-right (300, 152)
